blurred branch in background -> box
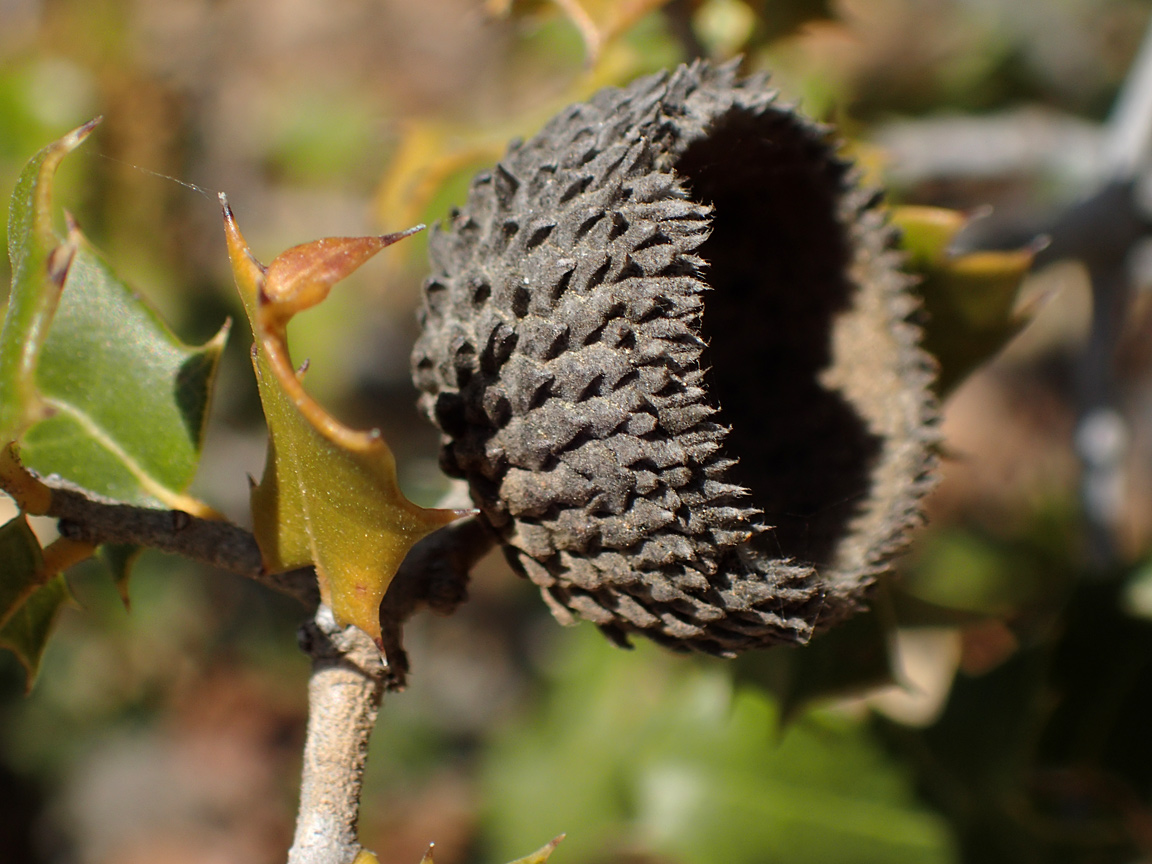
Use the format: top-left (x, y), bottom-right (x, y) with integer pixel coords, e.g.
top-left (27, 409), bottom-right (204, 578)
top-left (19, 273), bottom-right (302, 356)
top-left (876, 8), bottom-right (1152, 568)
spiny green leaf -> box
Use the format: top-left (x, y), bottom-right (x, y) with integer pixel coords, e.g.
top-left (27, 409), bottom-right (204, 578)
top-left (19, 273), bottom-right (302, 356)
top-left (2, 120), bottom-right (226, 606)
top-left (894, 205), bottom-right (1037, 397)
top-left (0, 515), bottom-right (72, 691)
top-left (221, 198), bottom-right (467, 645)
top-left (0, 574), bottom-right (69, 692)
top-left (19, 228), bottom-right (228, 513)
top-left (0, 118), bottom-right (95, 442)
top-left (0, 514), bottom-right (44, 624)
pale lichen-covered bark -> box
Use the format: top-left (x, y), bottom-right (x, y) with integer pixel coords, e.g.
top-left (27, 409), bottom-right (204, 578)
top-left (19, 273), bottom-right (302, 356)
top-left (288, 605), bottom-right (387, 864)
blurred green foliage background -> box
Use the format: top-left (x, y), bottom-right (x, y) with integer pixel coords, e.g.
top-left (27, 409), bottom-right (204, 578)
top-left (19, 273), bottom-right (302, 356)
top-left (4, 1), bottom-right (1152, 862)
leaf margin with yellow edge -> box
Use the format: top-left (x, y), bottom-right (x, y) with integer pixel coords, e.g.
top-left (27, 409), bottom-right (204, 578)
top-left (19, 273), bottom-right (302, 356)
top-left (893, 204), bottom-right (1040, 398)
top-left (20, 219), bottom-right (229, 515)
top-left (0, 118), bottom-right (97, 443)
top-left (220, 196), bottom-right (469, 645)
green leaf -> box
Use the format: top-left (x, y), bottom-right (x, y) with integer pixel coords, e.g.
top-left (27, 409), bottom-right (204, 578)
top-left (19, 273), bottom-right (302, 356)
top-left (0, 574), bottom-right (69, 692)
top-left (894, 206), bottom-right (1037, 397)
top-left (0, 514), bottom-right (44, 624)
top-left (0, 515), bottom-right (70, 691)
top-left (221, 198), bottom-right (467, 644)
top-left (483, 627), bottom-right (955, 864)
top-left (1, 120), bottom-right (226, 517)
top-left (19, 230), bottom-right (228, 512)
top-left (0, 119), bottom-right (95, 442)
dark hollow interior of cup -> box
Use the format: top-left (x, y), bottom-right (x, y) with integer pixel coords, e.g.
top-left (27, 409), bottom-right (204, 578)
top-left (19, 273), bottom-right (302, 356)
top-left (677, 107), bottom-right (882, 570)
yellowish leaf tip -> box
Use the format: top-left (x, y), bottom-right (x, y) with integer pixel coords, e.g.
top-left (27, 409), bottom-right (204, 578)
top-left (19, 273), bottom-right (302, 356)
top-left (56, 116), bottom-right (102, 155)
top-left (506, 834), bottom-right (565, 864)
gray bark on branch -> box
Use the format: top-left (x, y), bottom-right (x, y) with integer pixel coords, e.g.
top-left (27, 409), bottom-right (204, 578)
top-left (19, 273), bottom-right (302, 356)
top-left (42, 476), bottom-right (320, 605)
top-left (289, 605), bottom-right (387, 864)
top-left (36, 475), bottom-right (495, 642)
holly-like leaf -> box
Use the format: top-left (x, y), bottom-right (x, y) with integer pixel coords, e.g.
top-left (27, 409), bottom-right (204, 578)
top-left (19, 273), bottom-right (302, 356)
top-left (0, 119), bottom-right (94, 443)
top-left (0, 574), bottom-right (69, 691)
top-left (0, 514), bottom-right (86, 690)
top-left (20, 227), bottom-right (228, 512)
top-left (221, 197), bottom-right (468, 645)
top-left (1, 119), bottom-right (227, 517)
top-left (893, 205), bottom-right (1038, 397)
top-left (0, 514), bottom-right (44, 623)
top-left (1, 120), bottom-right (226, 615)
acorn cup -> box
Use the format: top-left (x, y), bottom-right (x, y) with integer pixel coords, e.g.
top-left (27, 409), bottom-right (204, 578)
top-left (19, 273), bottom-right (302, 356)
top-left (411, 61), bottom-right (938, 656)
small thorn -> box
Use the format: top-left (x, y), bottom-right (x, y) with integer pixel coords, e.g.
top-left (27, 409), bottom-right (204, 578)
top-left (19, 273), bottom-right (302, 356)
top-left (46, 243), bottom-right (77, 287)
top-left (380, 224), bottom-right (426, 246)
top-left (68, 116), bottom-right (103, 146)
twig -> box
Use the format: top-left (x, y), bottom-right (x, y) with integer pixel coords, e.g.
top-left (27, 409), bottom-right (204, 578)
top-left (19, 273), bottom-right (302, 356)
top-left (289, 604), bottom-right (387, 864)
top-left (2, 452), bottom-right (493, 678)
top-left (1061, 10), bottom-right (1152, 564)
top-left (1104, 13), bottom-right (1152, 179)
top-left (42, 476), bottom-right (320, 605)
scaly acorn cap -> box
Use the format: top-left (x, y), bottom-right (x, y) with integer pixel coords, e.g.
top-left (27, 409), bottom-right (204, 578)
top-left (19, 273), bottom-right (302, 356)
top-left (412, 61), bottom-right (938, 656)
